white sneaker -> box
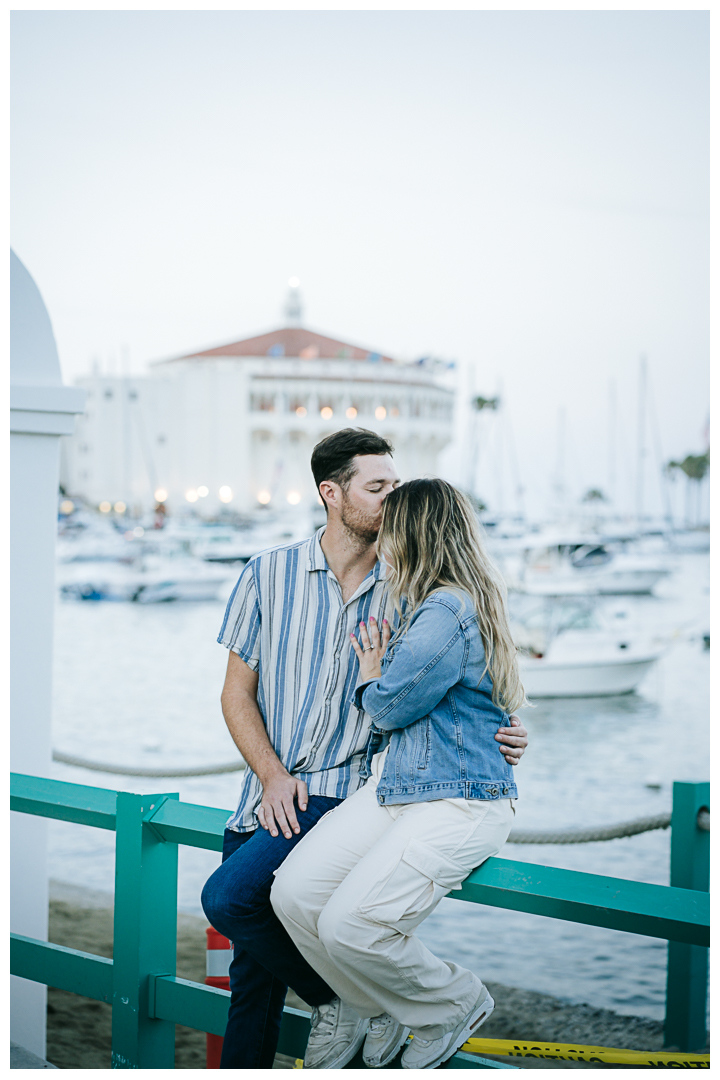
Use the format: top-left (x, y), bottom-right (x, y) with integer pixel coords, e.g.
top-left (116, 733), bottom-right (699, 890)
top-left (363, 1013), bottom-right (411, 1068)
top-left (304, 995), bottom-right (368, 1069)
top-left (400, 985), bottom-right (495, 1070)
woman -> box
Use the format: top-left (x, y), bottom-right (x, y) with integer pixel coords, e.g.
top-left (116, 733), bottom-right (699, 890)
top-left (271, 479), bottom-right (526, 1070)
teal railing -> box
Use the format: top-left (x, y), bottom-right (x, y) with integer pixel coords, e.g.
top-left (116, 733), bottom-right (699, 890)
top-left (10, 775), bottom-right (709, 1069)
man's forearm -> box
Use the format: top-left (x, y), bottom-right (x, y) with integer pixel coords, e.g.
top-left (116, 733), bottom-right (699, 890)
top-left (221, 654), bottom-right (308, 837)
top-left (221, 686), bottom-right (287, 785)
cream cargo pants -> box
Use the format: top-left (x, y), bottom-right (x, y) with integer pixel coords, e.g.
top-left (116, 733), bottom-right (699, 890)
top-left (271, 749), bottom-right (514, 1038)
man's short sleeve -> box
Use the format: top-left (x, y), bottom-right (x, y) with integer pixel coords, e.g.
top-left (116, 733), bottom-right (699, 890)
top-left (217, 560), bottom-right (261, 671)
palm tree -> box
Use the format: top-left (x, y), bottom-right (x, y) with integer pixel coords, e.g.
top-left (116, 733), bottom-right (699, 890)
top-left (665, 451), bottom-right (709, 526)
top-left (472, 395), bottom-right (500, 412)
top-left (467, 396), bottom-right (500, 503)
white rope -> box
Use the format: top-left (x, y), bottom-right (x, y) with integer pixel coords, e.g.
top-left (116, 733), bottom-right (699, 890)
top-left (508, 808), bottom-right (710, 843)
top-left (51, 751), bottom-right (710, 840)
top-left (507, 813), bottom-right (672, 844)
top-left (52, 750), bottom-right (246, 778)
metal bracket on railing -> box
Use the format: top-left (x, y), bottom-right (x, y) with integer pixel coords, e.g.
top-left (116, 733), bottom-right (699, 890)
top-left (142, 797), bottom-right (174, 842)
top-left (147, 972), bottom-right (173, 1019)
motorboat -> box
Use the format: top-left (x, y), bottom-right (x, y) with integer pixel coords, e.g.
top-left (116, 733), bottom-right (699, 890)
top-left (191, 530), bottom-right (283, 564)
top-left (511, 596), bottom-right (664, 698)
top-left (503, 533), bottom-right (673, 597)
top-left (519, 639), bottom-right (661, 698)
top-left (668, 528), bottom-right (710, 553)
top-left (56, 523), bottom-right (137, 566)
top-left (174, 511), bottom-right (317, 564)
top-left (57, 553), bottom-right (232, 603)
top-left (56, 506), bottom-right (319, 600)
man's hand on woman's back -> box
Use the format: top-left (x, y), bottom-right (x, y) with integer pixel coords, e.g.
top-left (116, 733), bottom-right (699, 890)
top-left (495, 716), bottom-right (528, 766)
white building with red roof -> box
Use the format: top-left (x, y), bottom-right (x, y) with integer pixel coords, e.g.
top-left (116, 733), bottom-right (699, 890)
top-left (61, 287), bottom-right (456, 515)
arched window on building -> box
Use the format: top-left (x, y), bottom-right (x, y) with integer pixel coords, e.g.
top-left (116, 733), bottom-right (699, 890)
top-left (251, 394), bottom-right (276, 412)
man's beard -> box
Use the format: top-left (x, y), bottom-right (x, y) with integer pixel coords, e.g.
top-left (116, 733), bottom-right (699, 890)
top-left (339, 498), bottom-right (380, 546)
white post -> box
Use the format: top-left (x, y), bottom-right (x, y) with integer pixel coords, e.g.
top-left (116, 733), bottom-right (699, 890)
top-left (10, 250), bottom-right (85, 1056)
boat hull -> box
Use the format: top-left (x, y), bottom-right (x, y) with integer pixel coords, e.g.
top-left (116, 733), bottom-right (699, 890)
top-left (593, 569), bottom-right (670, 594)
top-left (523, 568), bottom-right (669, 596)
top-left (670, 531), bottom-right (710, 553)
top-left (58, 563), bottom-right (230, 603)
top-left (519, 655), bottom-right (659, 697)
top-left (134, 579), bottom-right (227, 603)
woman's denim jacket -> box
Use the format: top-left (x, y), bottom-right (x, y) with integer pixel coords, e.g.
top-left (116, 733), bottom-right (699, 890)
top-left (354, 589), bottom-right (518, 805)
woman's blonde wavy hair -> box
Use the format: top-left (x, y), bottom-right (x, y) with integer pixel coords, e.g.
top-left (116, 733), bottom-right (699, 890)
top-left (377, 478), bottom-right (526, 715)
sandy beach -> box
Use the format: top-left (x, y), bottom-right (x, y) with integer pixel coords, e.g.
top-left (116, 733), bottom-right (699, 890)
top-left (44, 879), bottom-right (683, 1070)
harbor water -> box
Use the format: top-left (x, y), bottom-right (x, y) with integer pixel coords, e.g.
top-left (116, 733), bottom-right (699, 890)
top-left (47, 551), bottom-right (709, 1022)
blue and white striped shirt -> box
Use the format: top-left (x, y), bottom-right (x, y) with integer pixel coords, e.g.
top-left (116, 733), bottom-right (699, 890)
top-left (218, 528), bottom-right (391, 832)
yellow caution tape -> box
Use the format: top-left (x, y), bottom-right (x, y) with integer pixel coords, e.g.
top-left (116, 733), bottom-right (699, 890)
top-left (292, 1041), bottom-right (709, 1069)
top-left (463, 1037), bottom-right (709, 1067)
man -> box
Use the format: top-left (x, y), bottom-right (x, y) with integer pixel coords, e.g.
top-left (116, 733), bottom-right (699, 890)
top-left (201, 428), bottom-right (528, 1069)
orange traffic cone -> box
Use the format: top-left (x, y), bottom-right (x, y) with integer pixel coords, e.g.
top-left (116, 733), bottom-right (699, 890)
top-left (206, 926), bottom-right (233, 1068)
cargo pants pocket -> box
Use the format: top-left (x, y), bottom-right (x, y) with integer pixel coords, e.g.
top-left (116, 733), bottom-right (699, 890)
top-left (353, 839), bottom-right (471, 935)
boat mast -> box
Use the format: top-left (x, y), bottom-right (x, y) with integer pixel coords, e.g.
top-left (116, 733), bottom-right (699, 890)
top-left (494, 381), bottom-right (505, 519)
top-left (608, 378), bottom-right (617, 509)
top-left (122, 345), bottom-right (132, 514)
top-left (553, 405), bottom-right (566, 519)
top-left (647, 364), bottom-right (674, 531)
top-left (636, 354), bottom-right (647, 530)
top-left (468, 365), bottom-right (480, 496)
top-left (504, 397), bottom-right (526, 522)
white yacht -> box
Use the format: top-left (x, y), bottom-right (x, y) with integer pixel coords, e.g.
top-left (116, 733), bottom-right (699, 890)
top-left (190, 515), bottom-right (315, 564)
top-left (57, 541), bottom-right (232, 603)
top-left (668, 528), bottom-right (710, 553)
top-left (506, 533), bottom-right (672, 596)
top-left (512, 597), bottom-right (664, 698)
top-left (519, 637), bottom-right (661, 697)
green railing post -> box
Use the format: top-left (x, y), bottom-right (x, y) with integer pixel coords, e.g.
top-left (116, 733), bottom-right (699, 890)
top-left (664, 781), bottom-right (709, 1052)
top-left (111, 792), bottom-right (179, 1068)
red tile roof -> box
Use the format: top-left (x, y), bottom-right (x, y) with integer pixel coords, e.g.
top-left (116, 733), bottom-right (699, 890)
top-left (172, 326), bottom-right (394, 364)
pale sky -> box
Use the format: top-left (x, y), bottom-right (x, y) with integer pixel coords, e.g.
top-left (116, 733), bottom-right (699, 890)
top-left (10, 10), bottom-right (709, 520)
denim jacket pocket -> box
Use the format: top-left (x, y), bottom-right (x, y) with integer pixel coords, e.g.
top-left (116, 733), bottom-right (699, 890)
top-left (416, 717), bottom-right (431, 770)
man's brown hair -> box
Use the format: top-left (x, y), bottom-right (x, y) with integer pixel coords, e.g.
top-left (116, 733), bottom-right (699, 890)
top-left (311, 428), bottom-right (394, 508)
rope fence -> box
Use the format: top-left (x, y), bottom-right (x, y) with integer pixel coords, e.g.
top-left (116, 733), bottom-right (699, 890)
top-left (51, 750), bottom-right (245, 778)
top-left (507, 813), bottom-right (671, 844)
top-left (52, 750), bottom-right (709, 842)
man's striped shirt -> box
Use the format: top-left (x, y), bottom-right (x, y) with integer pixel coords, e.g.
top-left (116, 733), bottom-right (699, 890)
top-left (218, 528), bottom-right (391, 832)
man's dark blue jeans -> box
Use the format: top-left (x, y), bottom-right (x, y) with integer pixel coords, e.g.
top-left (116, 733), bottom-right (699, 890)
top-left (200, 795), bottom-right (342, 1068)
